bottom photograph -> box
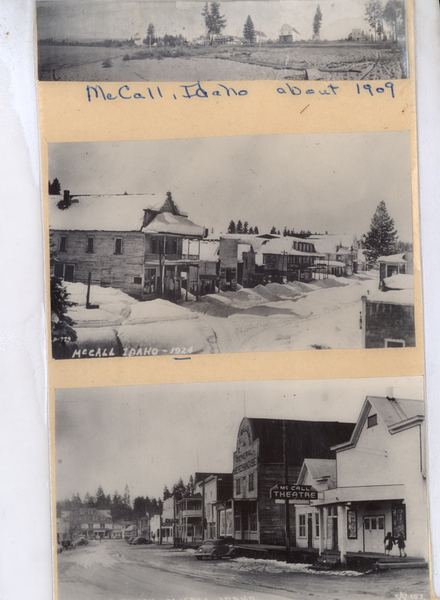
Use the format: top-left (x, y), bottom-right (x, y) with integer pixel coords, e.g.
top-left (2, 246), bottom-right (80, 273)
top-left (54, 377), bottom-right (430, 600)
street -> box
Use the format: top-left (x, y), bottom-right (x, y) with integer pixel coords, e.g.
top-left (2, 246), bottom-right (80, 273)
top-left (56, 540), bottom-right (430, 600)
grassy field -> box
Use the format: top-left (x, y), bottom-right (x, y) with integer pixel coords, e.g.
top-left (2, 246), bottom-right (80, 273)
top-left (38, 41), bottom-right (407, 82)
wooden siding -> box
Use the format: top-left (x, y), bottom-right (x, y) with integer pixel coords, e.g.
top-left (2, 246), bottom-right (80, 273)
top-left (51, 230), bottom-right (146, 297)
top-left (257, 464), bottom-right (300, 546)
top-left (364, 300), bottom-right (415, 348)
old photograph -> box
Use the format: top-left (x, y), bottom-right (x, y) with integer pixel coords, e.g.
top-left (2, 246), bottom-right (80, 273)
top-left (55, 376), bottom-right (429, 600)
top-left (37, 0), bottom-right (408, 82)
top-left (48, 132), bottom-right (415, 359)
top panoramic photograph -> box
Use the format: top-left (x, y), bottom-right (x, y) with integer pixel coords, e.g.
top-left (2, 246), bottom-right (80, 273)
top-left (36, 0), bottom-right (408, 82)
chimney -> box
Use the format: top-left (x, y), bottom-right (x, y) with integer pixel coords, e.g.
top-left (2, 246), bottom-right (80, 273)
top-left (64, 190), bottom-right (70, 202)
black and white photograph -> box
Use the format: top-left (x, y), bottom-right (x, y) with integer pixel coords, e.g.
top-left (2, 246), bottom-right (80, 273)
top-left (37, 0), bottom-right (408, 82)
top-left (55, 376), bottom-right (429, 600)
top-left (49, 132), bottom-right (415, 359)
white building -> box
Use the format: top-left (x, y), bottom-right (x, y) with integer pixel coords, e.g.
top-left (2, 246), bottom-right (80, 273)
top-left (295, 396), bottom-right (428, 564)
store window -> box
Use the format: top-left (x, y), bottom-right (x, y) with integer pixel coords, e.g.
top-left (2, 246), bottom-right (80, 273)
top-left (299, 514), bottom-right (306, 537)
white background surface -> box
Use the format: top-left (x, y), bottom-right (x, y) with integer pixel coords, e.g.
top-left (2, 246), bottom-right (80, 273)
top-left (0, 1), bottom-right (439, 599)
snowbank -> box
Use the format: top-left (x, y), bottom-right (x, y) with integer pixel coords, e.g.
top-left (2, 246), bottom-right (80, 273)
top-left (65, 282), bottom-right (136, 307)
top-left (123, 299), bottom-right (197, 324)
top-left (219, 557), bottom-right (362, 577)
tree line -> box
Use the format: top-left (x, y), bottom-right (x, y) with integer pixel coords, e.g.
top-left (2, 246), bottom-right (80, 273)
top-left (364, 0), bottom-right (406, 41)
top-left (57, 484), bottom-right (163, 522)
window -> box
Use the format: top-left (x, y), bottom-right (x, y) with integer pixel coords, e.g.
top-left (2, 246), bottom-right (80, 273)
top-left (54, 263), bottom-right (75, 282)
top-left (59, 235), bottom-right (67, 252)
top-left (299, 514), bottom-right (306, 537)
top-left (86, 237), bottom-right (94, 253)
top-left (250, 511), bottom-right (258, 532)
top-left (134, 276), bottom-right (142, 285)
top-left (144, 268), bottom-right (156, 294)
top-left (314, 512), bottom-right (320, 537)
top-left (236, 478), bottom-right (241, 495)
top-left (367, 414), bottom-right (378, 428)
top-left (248, 472), bottom-right (254, 492)
top-left (114, 237), bottom-right (123, 255)
top-left (385, 339), bottom-right (405, 348)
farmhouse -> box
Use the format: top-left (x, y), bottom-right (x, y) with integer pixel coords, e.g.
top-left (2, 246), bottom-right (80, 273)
top-left (50, 191), bottom-right (204, 301)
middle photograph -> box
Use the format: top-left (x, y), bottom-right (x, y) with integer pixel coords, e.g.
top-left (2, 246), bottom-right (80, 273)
top-left (48, 131), bottom-right (415, 359)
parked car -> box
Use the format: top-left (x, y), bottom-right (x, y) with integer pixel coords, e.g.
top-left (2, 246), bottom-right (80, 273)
top-left (76, 538), bottom-right (89, 546)
top-left (61, 540), bottom-right (75, 550)
top-left (195, 539), bottom-right (238, 560)
top-left (128, 537), bottom-right (140, 545)
top-left (131, 537), bottom-right (153, 545)
top-left (126, 537), bottom-right (136, 544)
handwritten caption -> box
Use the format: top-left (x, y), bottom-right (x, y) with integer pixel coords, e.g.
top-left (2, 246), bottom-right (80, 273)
top-left (86, 81), bottom-right (395, 103)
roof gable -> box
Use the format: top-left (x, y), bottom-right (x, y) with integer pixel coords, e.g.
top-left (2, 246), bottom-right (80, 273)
top-left (332, 396), bottom-right (425, 452)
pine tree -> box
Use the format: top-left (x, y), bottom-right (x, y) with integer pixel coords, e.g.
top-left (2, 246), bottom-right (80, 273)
top-left (236, 220), bottom-right (243, 234)
top-left (254, 226), bottom-right (259, 234)
top-left (243, 15), bottom-right (256, 43)
top-left (49, 177), bottom-right (61, 195)
top-left (270, 226), bottom-right (277, 234)
top-left (313, 5), bottom-right (323, 39)
top-left (249, 226), bottom-right (254, 235)
top-left (363, 200), bottom-right (399, 266)
top-left (243, 221), bottom-right (249, 234)
top-left (163, 485), bottom-right (171, 501)
top-left (227, 220), bottom-right (236, 233)
top-left (202, 2), bottom-right (227, 44)
top-left (50, 238), bottom-right (77, 358)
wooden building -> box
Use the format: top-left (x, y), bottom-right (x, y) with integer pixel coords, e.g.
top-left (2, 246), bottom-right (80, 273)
top-left (50, 191), bottom-right (204, 301)
top-left (232, 417), bottom-right (355, 546)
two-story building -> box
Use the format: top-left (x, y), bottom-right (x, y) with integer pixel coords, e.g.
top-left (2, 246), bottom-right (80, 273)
top-left (62, 507), bottom-right (113, 540)
top-left (307, 396), bottom-right (428, 565)
top-left (50, 191), bottom-right (204, 301)
top-left (232, 417), bottom-right (355, 546)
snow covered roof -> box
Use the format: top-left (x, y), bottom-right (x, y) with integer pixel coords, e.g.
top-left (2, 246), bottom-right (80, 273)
top-left (199, 241), bottom-right (219, 262)
top-left (308, 234), bottom-right (355, 255)
top-left (49, 193), bottom-right (202, 237)
top-left (315, 260), bottom-right (345, 268)
top-left (377, 253), bottom-right (407, 264)
top-left (368, 288), bottom-right (414, 305)
top-left (142, 212), bottom-right (203, 238)
top-left (238, 243), bottom-right (253, 258)
top-left (383, 274), bottom-right (414, 290)
top-left (301, 458), bottom-right (337, 482)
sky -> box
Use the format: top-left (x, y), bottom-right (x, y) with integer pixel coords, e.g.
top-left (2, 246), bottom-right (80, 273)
top-left (55, 376), bottom-right (424, 502)
top-left (37, 0), bottom-right (374, 43)
top-left (49, 132), bottom-right (413, 242)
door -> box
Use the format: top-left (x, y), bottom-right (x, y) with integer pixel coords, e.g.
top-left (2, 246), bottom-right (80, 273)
top-left (364, 516), bottom-right (385, 553)
top-left (64, 264), bottom-right (75, 282)
top-left (307, 513), bottom-right (313, 548)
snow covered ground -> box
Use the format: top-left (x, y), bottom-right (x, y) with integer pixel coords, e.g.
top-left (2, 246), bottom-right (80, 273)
top-left (59, 274), bottom-right (379, 358)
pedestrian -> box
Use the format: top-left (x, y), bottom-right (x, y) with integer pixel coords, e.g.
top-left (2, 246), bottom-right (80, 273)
top-left (397, 533), bottom-right (407, 558)
top-left (384, 532), bottom-right (394, 555)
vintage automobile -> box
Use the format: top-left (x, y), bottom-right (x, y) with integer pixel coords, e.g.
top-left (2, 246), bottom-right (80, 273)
top-left (195, 539), bottom-right (238, 560)
top-left (131, 537), bottom-right (153, 545)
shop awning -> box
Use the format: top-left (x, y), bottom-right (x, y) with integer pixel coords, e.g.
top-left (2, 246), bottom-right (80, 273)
top-left (313, 484), bottom-right (405, 505)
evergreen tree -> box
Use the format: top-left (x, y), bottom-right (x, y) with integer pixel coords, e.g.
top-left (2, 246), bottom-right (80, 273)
top-left (249, 226), bottom-right (254, 235)
top-left (270, 226), bottom-right (277, 234)
top-left (363, 200), bottom-right (398, 266)
top-left (49, 177), bottom-right (61, 195)
top-left (146, 23), bottom-right (155, 44)
top-left (172, 478), bottom-right (186, 501)
top-left (163, 485), bottom-right (172, 501)
top-left (202, 2), bottom-right (227, 44)
top-left (243, 221), bottom-right (249, 234)
top-left (185, 475), bottom-right (195, 497)
top-left (243, 15), bottom-right (256, 43)
top-left (364, 0), bottom-right (384, 40)
top-left (95, 485), bottom-right (107, 508)
top-left (254, 226), bottom-right (259, 234)
top-left (313, 5), bottom-right (323, 39)
top-left (236, 220), bottom-right (243, 234)
top-left (50, 238), bottom-right (77, 358)
top-left (227, 220), bottom-right (236, 234)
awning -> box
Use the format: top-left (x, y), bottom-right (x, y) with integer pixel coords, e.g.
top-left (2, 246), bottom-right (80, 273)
top-left (313, 484), bottom-right (405, 506)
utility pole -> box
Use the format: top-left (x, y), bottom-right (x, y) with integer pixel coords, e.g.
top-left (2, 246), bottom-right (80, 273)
top-left (283, 420), bottom-right (291, 562)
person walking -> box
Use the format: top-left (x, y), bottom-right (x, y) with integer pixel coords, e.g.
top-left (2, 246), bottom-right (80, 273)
top-left (384, 532), bottom-right (394, 555)
top-left (397, 533), bottom-right (407, 558)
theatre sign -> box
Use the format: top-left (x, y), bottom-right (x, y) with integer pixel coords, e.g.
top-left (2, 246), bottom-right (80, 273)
top-left (270, 484), bottom-right (318, 505)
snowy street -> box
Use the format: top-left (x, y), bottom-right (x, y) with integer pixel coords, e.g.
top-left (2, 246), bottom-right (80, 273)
top-left (58, 273), bottom-right (378, 358)
top-left (57, 539), bottom-right (430, 600)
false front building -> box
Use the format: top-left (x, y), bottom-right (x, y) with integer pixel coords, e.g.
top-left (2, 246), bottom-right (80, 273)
top-left (232, 417), bottom-right (355, 545)
top-left (298, 395), bottom-right (428, 565)
top-left (50, 191), bottom-right (204, 301)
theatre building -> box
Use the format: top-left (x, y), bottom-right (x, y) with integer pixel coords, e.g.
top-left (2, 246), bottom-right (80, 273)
top-left (232, 417), bottom-right (355, 545)
top-left (295, 396), bottom-right (428, 564)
